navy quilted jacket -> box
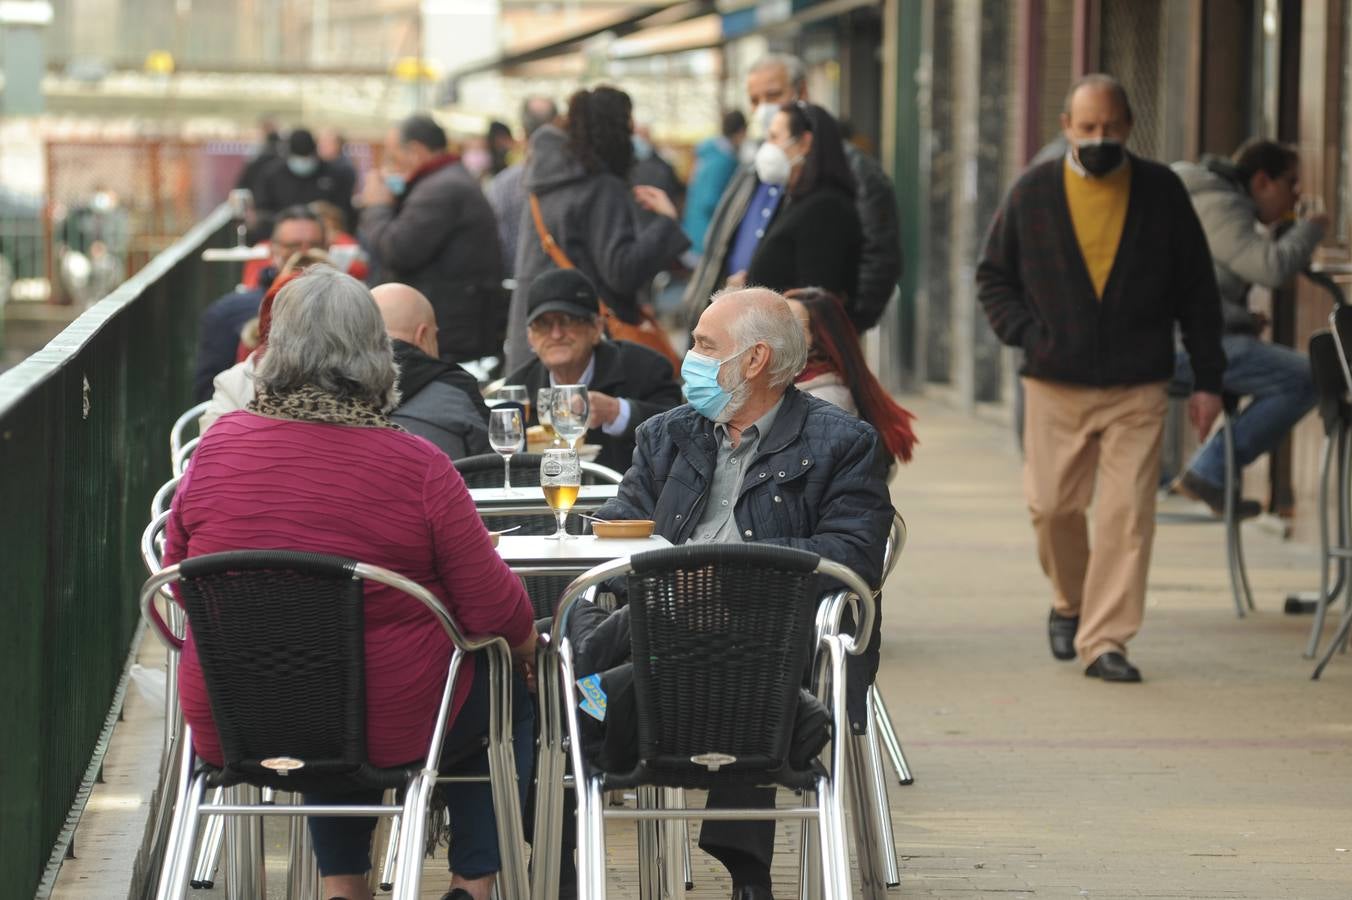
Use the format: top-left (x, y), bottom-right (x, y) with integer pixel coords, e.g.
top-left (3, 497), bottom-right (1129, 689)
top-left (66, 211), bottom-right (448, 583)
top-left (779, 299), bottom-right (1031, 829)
top-left (598, 386), bottom-right (893, 588)
top-left (588, 386), bottom-right (895, 729)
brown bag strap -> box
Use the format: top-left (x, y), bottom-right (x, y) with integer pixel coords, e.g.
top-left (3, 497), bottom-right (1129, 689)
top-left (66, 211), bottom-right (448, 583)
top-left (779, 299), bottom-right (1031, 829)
top-left (529, 193), bottom-right (620, 321)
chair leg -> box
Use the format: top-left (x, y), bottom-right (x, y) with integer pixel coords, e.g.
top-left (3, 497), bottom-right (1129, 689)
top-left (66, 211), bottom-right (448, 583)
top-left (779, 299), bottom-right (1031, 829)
top-left (1222, 414), bottom-right (1254, 617)
top-left (530, 646), bottom-right (567, 900)
top-left (485, 646), bottom-right (530, 900)
top-left (154, 737), bottom-right (201, 900)
top-left (1313, 596), bottom-right (1352, 678)
top-left (378, 806), bottom-right (401, 891)
top-left (224, 785), bottom-right (267, 900)
top-left (1307, 433), bottom-right (1340, 658)
top-left (870, 686), bottom-right (914, 786)
top-left (658, 788), bottom-right (687, 899)
top-left (865, 700), bottom-right (901, 887)
top-left (846, 730), bottom-right (888, 898)
top-left (678, 789), bottom-right (694, 891)
top-left (190, 791), bottom-right (225, 888)
top-left (584, 777), bottom-right (608, 900)
top-left (393, 771), bottom-right (436, 900)
top-left (798, 788), bottom-right (822, 900)
top-left (286, 808), bottom-right (318, 900)
top-left (815, 773), bottom-right (852, 900)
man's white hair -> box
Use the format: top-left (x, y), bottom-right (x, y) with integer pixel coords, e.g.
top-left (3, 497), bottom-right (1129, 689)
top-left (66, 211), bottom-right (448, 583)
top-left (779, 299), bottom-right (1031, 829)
top-left (749, 53), bottom-right (807, 91)
top-left (710, 286), bottom-right (808, 389)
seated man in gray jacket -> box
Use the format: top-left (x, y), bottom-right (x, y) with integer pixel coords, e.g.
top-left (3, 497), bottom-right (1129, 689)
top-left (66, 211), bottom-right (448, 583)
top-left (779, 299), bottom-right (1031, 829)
top-left (1170, 139), bottom-right (1324, 515)
top-left (372, 283), bottom-right (491, 460)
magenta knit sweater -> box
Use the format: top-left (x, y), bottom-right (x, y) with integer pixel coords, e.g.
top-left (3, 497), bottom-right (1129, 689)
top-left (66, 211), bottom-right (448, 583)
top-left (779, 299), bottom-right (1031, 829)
top-left (162, 411), bottom-right (534, 768)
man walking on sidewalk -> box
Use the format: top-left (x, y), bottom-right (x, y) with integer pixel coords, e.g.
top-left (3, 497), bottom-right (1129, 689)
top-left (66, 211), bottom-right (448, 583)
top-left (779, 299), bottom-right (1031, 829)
top-left (977, 74), bottom-right (1227, 683)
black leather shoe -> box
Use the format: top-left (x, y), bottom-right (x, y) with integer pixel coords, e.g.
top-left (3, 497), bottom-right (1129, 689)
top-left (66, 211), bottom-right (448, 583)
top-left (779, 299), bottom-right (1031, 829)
top-left (1172, 470), bottom-right (1262, 519)
top-left (1084, 651), bottom-right (1142, 683)
top-left (732, 886), bottom-right (774, 900)
top-left (1048, 609), bottom-right (1078, 661)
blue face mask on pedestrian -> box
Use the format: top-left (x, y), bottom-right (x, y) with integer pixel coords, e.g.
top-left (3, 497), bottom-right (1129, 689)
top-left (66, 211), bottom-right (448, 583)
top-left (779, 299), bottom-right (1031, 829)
top-left (681, 346), bottom-right (751, 421)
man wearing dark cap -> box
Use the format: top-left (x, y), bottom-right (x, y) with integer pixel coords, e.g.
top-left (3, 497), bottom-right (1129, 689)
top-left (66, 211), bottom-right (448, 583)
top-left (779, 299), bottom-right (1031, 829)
top-left (360, 113), bottom-right (506, 364)
top-left (503, 268), bottom-right (683, 473)
top-left (253, 127), bottom-right (355, 237)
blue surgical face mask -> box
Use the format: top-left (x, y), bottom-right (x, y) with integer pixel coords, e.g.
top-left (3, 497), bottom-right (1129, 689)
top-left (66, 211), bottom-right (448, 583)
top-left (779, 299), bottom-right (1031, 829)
top-left (631, 135), bottom-right (653, 161)
top-left (681, 346), bottom-right (750, 421)
top-left (287, 155), bottom-right (319, 177)
top-left (384, 173), bottom-right (407, 196)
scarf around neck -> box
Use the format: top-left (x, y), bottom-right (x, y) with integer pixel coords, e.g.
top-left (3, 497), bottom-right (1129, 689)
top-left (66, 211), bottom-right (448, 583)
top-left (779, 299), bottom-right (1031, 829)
top-left (249, 384), bottom-right (403, 431)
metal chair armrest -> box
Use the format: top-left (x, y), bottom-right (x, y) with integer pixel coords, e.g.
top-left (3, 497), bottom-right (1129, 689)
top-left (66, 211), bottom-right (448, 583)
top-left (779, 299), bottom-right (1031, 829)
top-left (814, 559), bottom-right (876, 656)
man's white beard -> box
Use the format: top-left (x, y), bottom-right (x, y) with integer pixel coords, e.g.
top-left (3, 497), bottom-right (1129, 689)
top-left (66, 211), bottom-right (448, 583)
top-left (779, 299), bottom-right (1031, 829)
top-left (714, 376), bottom-right (752, 424)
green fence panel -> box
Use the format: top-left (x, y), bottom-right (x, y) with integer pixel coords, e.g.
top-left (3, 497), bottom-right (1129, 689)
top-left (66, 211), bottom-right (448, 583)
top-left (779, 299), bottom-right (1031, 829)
top-left (0, 205), bottom-right (236, 897)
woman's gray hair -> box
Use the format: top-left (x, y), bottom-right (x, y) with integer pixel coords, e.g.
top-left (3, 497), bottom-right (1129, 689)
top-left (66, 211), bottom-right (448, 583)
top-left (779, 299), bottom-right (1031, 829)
top-left (712, 286), bottom-right (808, 389)
top-left (254, 264), bottom-right (400, 411)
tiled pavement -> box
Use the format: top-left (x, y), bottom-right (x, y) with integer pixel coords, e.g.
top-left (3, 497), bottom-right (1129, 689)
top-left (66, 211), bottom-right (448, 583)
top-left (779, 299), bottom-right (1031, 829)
top-left (55, 396), bottom-right (1352, 898)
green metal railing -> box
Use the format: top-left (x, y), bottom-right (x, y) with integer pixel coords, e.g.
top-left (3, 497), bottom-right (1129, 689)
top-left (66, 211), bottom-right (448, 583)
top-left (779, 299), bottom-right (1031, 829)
top-left (0, 205), bottom-right (235, 898)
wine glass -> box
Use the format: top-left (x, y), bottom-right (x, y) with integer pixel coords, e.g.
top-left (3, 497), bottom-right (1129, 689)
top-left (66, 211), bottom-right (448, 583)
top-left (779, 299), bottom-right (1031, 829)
top-left (551, 384), bottom-right (590, 450)
top-left (537, 387), bottom-right (561, 446)
top-left (488, 408), bottom-right (524, 494)
top-left (496, 384), bottom-right (531, 422)
top-left (540, 449), bottom-right (582, 540)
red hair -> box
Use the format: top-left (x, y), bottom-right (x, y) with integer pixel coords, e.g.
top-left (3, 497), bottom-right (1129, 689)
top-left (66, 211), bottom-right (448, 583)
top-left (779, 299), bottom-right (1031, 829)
top-left (787, 287), bottom-right (917, 462)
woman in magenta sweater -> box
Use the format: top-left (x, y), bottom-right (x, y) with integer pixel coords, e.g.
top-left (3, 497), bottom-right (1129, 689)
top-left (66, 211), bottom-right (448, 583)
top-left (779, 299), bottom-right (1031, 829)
top-left (163, 265), bottom-right (535, 900)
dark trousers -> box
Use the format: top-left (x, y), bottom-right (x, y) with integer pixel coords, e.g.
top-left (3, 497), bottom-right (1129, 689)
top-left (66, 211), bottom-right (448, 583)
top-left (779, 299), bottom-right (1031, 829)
top-left (304, 660), bottom-right (534, 878)
top-left (698, 785), bottom-right (778, 874)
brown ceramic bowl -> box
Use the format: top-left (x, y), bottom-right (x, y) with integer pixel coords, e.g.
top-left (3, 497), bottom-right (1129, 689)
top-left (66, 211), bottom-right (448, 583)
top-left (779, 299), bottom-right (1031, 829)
top-left (591, 519), bottom-right (655, 539)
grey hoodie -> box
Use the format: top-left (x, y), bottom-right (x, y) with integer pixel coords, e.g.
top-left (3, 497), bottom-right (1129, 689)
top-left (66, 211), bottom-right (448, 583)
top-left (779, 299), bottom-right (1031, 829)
top-left (1172, 157), bottom-right (1324, 334)
top-left (505, 125), bottom-right (689, 372)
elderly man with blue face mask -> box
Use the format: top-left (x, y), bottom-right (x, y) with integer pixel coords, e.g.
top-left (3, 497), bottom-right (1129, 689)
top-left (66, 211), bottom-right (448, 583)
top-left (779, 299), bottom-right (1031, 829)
top-left (564, 287), bottom-right (894, 900)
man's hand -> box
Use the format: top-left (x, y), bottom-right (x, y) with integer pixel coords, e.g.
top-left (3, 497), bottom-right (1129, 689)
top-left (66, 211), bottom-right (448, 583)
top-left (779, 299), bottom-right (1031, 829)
top-left (1188, 391), bottom-right (1224, 441)
top-left (632, 185), bottom-right (677, 220)
top-left (588, 391), bottom-right (621, 428)
top-left (361, 171), bottom-right (395, 208)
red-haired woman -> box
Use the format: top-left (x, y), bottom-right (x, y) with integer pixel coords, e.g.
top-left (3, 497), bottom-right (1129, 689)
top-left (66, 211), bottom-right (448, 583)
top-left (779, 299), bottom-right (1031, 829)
top-left (785, 287), bottom-right (918, 464)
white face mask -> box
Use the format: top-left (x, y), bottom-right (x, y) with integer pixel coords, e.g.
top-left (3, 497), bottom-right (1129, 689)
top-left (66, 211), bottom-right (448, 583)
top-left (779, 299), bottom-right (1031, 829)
top-left (751, 103), bottom-right (780, 140)
top-left (754, 141), bottom-right (794, 186)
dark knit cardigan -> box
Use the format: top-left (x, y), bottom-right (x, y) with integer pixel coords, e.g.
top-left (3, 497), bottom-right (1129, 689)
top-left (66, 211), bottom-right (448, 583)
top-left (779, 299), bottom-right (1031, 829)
top-left (976, 153), bottom-right (1226, 393)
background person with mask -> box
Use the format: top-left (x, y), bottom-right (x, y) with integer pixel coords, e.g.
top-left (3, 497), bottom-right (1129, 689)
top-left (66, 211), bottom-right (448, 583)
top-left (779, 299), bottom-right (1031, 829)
top-left (360, 113), bottom-right (506, 364)
top-left (683, 53), bottom-right (902, 334)
top-left (977, 73), bottom-right (1226, 684)
top-left (252, 127), bottom-right (355, 238)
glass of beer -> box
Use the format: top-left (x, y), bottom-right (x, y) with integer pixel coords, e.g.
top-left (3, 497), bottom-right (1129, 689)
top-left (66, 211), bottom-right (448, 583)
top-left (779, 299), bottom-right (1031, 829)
top-left (497, 384), bottom-right (530, 422)
top-left (540, 448), bottom-right (581, 540)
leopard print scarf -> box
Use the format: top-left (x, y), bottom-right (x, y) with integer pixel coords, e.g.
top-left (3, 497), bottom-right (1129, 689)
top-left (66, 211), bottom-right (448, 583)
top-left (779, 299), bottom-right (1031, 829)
top-left (248, 384), bottom-right (404, 431)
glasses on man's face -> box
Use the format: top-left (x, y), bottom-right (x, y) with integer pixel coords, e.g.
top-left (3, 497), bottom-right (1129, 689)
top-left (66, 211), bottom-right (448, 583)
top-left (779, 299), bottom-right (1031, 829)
top-left (528, 313), bottom-right (592, 334)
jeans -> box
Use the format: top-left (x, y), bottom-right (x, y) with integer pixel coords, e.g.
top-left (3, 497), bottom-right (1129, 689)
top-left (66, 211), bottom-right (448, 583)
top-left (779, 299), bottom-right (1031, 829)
top-left (1173, 334), bottom-right (1317, 487)
top-left (304, 658), bottom-right (535, 878)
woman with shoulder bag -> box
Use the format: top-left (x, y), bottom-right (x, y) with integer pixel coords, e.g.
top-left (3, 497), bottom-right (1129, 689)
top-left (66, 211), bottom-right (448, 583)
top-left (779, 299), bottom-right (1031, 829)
top-left (505, 85), bottom-right (689, 372)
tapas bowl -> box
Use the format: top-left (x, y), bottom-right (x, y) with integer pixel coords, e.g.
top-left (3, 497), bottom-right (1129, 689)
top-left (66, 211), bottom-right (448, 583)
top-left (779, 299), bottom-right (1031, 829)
top-left (591, 519), bottom-right (655, 540)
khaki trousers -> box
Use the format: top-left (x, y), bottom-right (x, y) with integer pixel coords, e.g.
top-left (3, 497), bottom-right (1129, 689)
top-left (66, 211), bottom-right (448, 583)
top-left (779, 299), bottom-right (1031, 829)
top-left (1021, 377), bottom-right (1168, 662)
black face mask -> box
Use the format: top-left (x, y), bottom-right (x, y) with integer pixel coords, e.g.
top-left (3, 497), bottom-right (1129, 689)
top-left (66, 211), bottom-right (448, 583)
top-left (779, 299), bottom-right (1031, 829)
top-left (1076, 140), bottom-right (1125, 177)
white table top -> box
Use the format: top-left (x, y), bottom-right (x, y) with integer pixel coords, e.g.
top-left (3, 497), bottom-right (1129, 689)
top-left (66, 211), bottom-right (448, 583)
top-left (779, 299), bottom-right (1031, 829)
top-left (470, 484), bottom-right (618, 517)
top-left (495, 534), bottom-right (670, 571)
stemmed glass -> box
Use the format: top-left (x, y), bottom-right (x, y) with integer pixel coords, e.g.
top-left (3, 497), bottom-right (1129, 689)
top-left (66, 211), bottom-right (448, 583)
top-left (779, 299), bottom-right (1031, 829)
top-left (540, 449), bottom-right (581, 540)
top-left (551, 384), bottom-right (590, 450)
top-left (488, 407), bottom-right (524, 494)
top-left (537, 387), bottom-right (560, 445)
top-left (495, 384), bottom-right (530, 422)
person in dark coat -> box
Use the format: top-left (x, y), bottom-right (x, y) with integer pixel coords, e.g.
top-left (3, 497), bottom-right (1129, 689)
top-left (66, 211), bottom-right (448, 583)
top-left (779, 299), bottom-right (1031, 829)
top-left (504, 86), bottom-right (689, 372)
top-left (684, 53), bottom-right (903, 334)
top-left (360, 114), bottom-right (506, 363)
top-left (737, 102), bottom-right (861, 301)
top-left (252, 128), bottom-right (356, 238)
top-left (372, 283), bottom-right (491, 460)
top-left (234, 117), bottom-right (283, 199)
top-left (504, 269), bottom-right (682, 473)
top-left (630, 123), bottom-right (685, 227)
top-left (193, 205), bottom-right (325, 401)
top-left (567, 288), bottom-right (894, 899)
